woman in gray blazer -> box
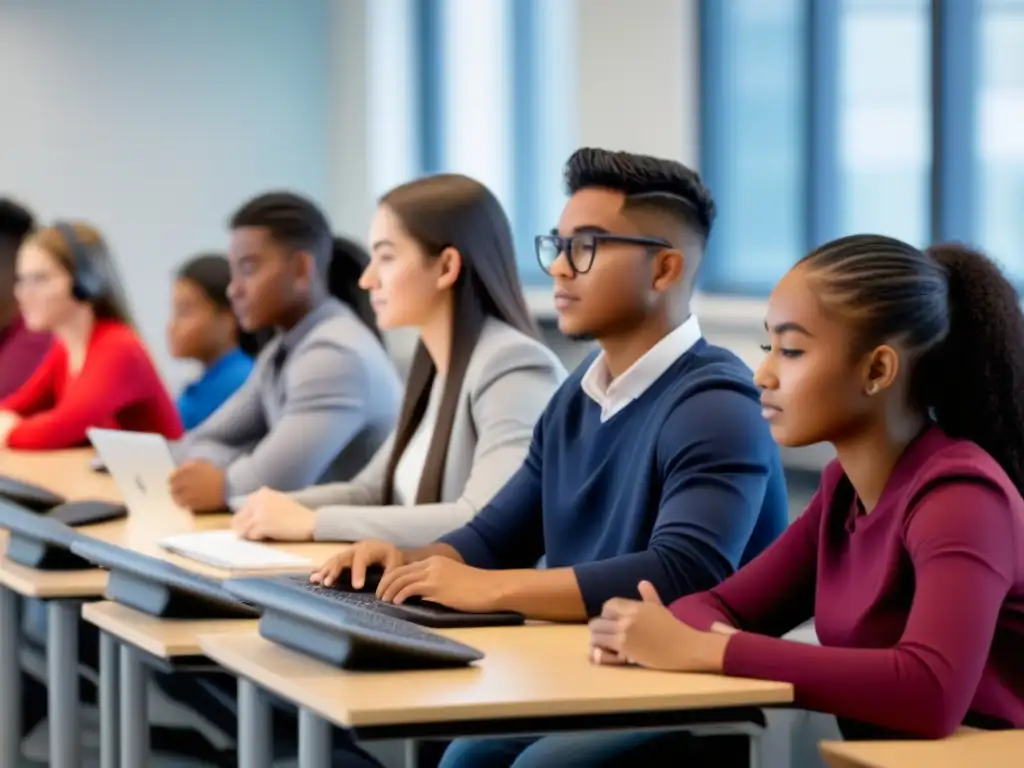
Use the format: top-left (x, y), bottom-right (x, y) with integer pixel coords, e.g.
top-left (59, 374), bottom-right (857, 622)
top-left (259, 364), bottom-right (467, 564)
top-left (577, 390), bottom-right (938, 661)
top-left (231, 174), bottom-right (565, 547)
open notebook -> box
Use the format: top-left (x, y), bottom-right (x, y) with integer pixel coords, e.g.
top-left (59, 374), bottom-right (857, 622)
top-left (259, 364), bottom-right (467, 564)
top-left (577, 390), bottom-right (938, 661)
top-left (158, 530), bottom-right (312, 571)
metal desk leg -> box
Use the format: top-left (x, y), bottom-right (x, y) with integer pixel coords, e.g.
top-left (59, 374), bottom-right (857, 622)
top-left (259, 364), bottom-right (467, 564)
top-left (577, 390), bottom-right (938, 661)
top-left (238, 679), bottom-right (272, 768)
top-left (0, 588), bottom-right (21, 768)
top-left (99, 632), bottom-right (119, 768)
top-left (47, 600), bottom-right (80, 768)
top-left (298, 708), bottom-right (332, 768)
top-left (404, 739), bottom-right (421, 768)
top-left (118, 645), bottom-right (149, 767)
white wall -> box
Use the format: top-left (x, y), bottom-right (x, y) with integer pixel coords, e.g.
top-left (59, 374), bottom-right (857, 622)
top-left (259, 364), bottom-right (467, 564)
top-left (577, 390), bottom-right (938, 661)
top-left (0, 0), bottom-right (708, 381)
top-left (0, 0), bottom-right (333, 388)
top-left (577, 0), bottom-right (700, 165)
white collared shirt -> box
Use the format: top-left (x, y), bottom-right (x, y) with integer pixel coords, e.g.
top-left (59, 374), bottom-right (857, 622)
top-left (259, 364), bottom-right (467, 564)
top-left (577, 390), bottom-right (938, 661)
top-left (581, 316), bottom-right (702, 422)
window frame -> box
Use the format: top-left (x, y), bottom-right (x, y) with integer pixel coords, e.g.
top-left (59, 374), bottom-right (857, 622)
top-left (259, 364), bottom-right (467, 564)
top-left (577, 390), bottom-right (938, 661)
top-left (698, 0), bottom-right (986, 297)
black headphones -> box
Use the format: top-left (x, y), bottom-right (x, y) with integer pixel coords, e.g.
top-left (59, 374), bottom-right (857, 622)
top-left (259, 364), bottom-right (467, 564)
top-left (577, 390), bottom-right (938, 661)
top-left (52, 221), bottom-right (104, 302)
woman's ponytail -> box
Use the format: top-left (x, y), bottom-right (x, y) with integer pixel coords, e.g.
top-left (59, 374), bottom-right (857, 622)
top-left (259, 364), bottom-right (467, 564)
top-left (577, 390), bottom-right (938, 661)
top-left (926, 243), bottom-right (1024, 494)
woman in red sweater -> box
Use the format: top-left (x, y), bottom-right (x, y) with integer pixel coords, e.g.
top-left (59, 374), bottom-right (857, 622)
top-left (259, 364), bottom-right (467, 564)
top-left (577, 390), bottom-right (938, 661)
top-left (0, 221), bottom-right (182, 450)
top-left (588, 236), bottom-right (1024, 745)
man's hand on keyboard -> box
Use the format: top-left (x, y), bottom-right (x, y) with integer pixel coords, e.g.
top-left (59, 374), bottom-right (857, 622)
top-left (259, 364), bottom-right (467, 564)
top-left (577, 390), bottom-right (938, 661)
top-left (311, 539), bottom-right (406, 589)
top-left (377, 557), bottom-right (504, 613)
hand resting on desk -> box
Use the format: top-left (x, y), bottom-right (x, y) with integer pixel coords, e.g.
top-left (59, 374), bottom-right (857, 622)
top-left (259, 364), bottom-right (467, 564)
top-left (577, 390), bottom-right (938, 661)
top-left (232, 486), bottom-right (315, 541)
top-left (168, 459), bottom-right (227, 512)
top-left (588, 580), bottom-right (731, 673)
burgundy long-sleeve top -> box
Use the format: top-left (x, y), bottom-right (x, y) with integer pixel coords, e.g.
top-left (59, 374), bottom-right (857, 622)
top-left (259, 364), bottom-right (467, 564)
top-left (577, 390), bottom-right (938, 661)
top-left (671, 426), bottom-right (1024, 739)
top-left (0, 314), bottom-right (51, 399)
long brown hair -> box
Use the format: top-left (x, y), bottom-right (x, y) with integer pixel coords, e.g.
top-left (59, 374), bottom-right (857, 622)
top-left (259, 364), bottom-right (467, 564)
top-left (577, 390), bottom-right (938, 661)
top-left (381, 174), bottom-right (537, 504)
top-left (29, 222), bottom-right (135, 327)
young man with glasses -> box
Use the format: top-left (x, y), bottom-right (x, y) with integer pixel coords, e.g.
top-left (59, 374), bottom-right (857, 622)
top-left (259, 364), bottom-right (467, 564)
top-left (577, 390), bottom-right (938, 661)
top-left (312, 149), bottom-right (789, 765)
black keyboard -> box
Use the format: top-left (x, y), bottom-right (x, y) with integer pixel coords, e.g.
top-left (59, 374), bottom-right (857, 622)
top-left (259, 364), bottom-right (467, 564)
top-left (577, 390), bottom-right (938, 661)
top-left (70, 539), bottom-right (260, 619)
top-left (276, 574), bottom-right (524, 628)
top-left (0, 501), bottom-right (92, 570)
top-left (224, 576), bottom-right (487, 669)
top-left (0, 502), bottom-right (78, 547)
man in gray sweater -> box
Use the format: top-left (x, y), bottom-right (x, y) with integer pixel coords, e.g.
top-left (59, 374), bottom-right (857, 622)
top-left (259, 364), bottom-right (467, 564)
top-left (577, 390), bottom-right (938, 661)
top-left (169, 192), bottom-right (401, 512)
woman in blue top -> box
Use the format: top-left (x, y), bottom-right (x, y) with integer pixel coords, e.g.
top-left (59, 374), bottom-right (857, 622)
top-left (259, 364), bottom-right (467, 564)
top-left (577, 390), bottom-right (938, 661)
top-left (167, 254), bottom-right (255, 429)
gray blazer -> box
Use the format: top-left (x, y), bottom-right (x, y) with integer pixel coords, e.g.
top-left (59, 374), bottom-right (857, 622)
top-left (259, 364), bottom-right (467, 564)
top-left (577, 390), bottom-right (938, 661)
top-left (290, 318), bottom-right (566, 547)
top-left (174, 298), bottom-right (403, 497)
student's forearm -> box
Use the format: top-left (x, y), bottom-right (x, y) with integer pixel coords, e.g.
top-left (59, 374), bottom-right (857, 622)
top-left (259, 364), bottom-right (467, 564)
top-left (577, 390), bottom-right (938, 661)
top-left (490, 567), bottom-right (587, 622)
top-left (403, 542), bottom-right (465, 564)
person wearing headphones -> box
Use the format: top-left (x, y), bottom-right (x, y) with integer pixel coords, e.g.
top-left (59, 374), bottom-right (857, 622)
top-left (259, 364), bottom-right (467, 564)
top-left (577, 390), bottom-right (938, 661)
top-left (0, 198), bottom-right (51, 399)
top-left (0, 221), bottom-right (182, 449)
top-left (168, 253), bottom-right (256, 430)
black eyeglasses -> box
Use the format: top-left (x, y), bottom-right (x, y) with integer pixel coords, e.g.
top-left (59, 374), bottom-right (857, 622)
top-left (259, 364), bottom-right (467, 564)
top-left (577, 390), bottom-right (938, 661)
top-left (534, 233), bottom-right (672, 275)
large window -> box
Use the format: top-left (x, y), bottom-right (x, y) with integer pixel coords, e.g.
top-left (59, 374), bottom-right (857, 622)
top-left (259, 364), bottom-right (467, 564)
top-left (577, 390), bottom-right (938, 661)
top-left (978, 0), bottom-right (1024, 281)
top-left (702, 0), bottom-right (1024, 296)
top-left (700, 0), bottom-right (806, 295)
top-left (839, 0), bottom-right (930, 244)
top-left (406, 0), bottom-right (574, 286)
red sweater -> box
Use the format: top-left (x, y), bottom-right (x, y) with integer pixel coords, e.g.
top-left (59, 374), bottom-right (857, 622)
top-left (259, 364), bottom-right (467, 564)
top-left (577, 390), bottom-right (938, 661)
top-left (0, 319), bottom-right (183, 450)
top-left (672, 426), bottom-right (1024, 739)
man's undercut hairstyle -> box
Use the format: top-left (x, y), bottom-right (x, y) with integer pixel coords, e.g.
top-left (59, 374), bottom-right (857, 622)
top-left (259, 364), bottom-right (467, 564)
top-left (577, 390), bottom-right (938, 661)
top-left (564, 148), bottom-right (716, 245)
top-left (230, 191), bottom-right (333, 274)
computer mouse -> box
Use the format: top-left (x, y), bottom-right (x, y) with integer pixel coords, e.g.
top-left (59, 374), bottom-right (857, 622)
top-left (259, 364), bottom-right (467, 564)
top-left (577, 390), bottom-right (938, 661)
top-left (0, 475), bottom-right (66, 512)
top-left (326, 564), bottom-right (386, 593)
top-left (47, 500), bottom-right (128, 527)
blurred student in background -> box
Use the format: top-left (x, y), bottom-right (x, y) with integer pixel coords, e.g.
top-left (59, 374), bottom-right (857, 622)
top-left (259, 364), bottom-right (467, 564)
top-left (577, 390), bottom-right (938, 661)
top-left (168, 253), bottom-right (255, 429)
top-left (169, 192), bottom-right (402, 512)
top-left (0, 198), bottom-right (51, 398)
top-left (233, 174), bottom-right (566, 546)
top-left (0, 221), bottom-right (182, 449)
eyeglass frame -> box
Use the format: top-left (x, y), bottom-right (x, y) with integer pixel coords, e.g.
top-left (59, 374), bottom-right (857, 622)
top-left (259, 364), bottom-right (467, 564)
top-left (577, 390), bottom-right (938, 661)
top-left (534, 231), bottom-right (673, 276)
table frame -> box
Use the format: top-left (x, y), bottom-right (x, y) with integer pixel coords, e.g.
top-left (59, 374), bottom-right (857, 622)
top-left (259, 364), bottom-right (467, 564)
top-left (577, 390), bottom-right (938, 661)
top-left (201, 629), bottom-right (792, 768)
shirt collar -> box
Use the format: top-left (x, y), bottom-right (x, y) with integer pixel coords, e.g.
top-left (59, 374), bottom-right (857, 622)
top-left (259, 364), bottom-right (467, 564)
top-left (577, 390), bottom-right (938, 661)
top-left (283, 298), bottom-right (341, 350)
top-left (204, 347), bottom-right (246, 377)
top-left (581, 315), bottom-right (702, 422)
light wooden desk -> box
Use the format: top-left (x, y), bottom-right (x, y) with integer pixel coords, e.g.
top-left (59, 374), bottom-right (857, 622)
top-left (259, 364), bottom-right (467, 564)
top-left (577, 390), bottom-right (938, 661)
top-left (0, 448), bottom-right (342, 768)
top-left (0, 448), bottom-right (121, 502)
top-left (0, 449), bottom-right (121, 768)
top-left (82, 600), bottom-right (258, 767)
top-left (819, 729), bottom-right (1024, 768)
top-left (83, 600), bottom-right (257, 665)
top-left (200, 626), bottom-right (794, 768)
top-left (74, 523), bottom-right (337, 768)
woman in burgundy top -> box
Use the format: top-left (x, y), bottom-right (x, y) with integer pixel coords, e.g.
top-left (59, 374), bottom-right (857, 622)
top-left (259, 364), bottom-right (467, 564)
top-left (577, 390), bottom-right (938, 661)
top-left (588, 235), bottom-right (1024, 744)
top-left (0, 221), bottom-right (182, 450)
